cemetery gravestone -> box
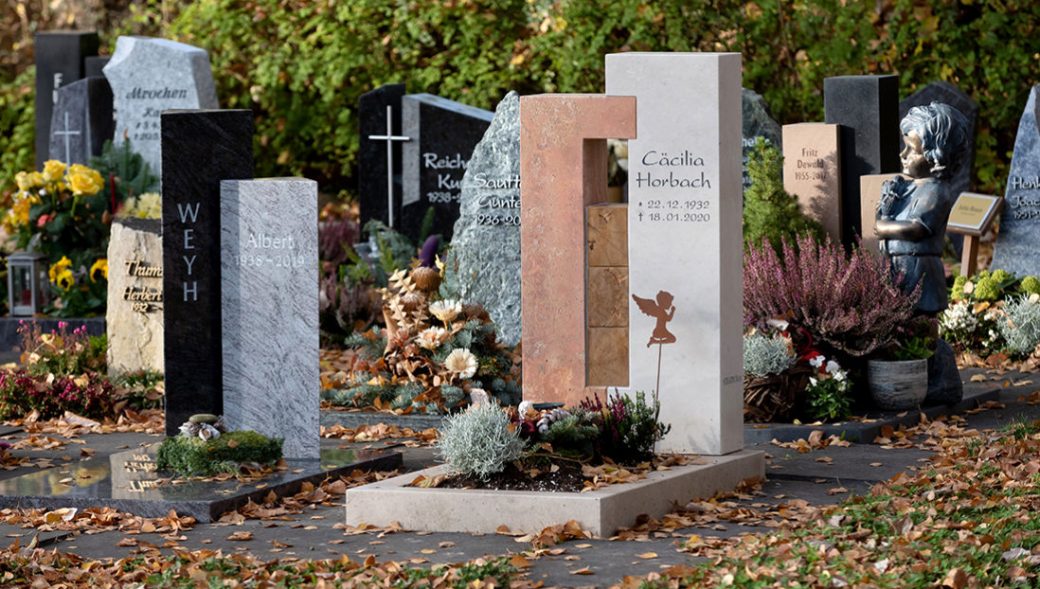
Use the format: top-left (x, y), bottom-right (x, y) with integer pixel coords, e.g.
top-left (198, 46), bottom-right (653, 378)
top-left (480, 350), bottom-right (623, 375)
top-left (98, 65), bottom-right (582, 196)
top-left (993, 84), bottom-right (1040, 276)
top-left (105, 37), bottom-right (219, 181)
top-left (519, 94), bottom-right (637, 408)
top-left (222, 178), bottom-right (318, 460)
top-left (859, 173), bottom-right (901, 254)
top-left (401, 94), bottom-right (493, 241)
top-left (824, 75), bottom-right (900, 246)
top-left (783, 123), bottom-right (843, 243)
top-left (48, 77), bottom-right (114, 165)
top-left (106, 218), bottom-right (164, 377)
top-left (84, 56), bottom-right (110, 78)
top-left (34, 31), bottom-right (99, 169)
top-left (446, 92), bottom-right (522, 346)
top-left (161, 109), bottom-right (253, 436)
top-left (359, 84), bottom-right (407, 231)
top-left (741, 88), bottom-right (782, 190)
top-left (607, 52), bottom-right (744, 456)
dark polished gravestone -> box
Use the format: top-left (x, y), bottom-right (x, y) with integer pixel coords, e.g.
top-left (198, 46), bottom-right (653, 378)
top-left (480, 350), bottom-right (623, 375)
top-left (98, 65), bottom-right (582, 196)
top-left (34, 31), bottom-right (99, 169)
top-left (47, 77), bottom-right (114, 165)
top-left (824, 75), bottom-right (901, 247)
top-left (993, 84), bottom-right (1040, 277)
top-left (84, 55), bottom-right (110, 78)
top-left (400, 94), bottom-right (494, 242)
top-left (0, 445), bottom-right (401, 522)
top-left (161, 110), bottom-right (254, 436)
top-left (358, 83), bottom-right (407, 233)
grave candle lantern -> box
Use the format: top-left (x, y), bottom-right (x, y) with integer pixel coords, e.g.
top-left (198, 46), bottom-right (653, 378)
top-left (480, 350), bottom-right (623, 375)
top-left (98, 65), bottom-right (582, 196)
top-left (6, 251), bottom-right (50, 317)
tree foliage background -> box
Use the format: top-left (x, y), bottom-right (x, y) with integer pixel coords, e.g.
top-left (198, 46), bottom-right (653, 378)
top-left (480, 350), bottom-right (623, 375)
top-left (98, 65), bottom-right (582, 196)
top-left (2, 0), bottom-right (1038, 199)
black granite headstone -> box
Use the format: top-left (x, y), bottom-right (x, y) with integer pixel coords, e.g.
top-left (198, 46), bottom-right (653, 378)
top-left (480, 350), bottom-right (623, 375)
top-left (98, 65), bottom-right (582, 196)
top-left (84, 55), bottom-right (110, 78)
top-left (47, 77), bottom-right (114, 165)
top-left (400, 94), bottom-right (493, 242)
top-left (358, 84), bottom-right (406, 232)
top-left (824, 75), bottom-right (900, 246)
top-left (900, 81), bottom-right (979, 255)
top-left (33, 31), bottom-right (99, 169)
top-left (993, 85), bottom-right (1040, 277)
top-left (161, 109), bottom-right (254, 436)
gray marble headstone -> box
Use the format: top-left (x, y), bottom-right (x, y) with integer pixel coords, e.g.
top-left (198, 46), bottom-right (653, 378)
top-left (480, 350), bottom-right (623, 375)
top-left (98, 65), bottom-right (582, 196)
top-left (221, 178), bottom-right (318, 460)
top-left (48, 77), bottom-right (114, 165)
top-left (104, 36), bottom-right (218, 180)
top-left (993, 85), bottom-right (1040, 276)
top-left (742, 88), bottom-right (782, 190)
top-left (34, 31), bottom-right (98, 169)
top-left (446, 92), bottom-right (521, 346)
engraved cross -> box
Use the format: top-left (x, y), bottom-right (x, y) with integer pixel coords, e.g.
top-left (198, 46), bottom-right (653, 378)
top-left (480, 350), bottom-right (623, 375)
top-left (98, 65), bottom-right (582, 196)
top-left (367, 105), bottom-right (410, 228)
top-left (53, 111), bottom-right (81, 164)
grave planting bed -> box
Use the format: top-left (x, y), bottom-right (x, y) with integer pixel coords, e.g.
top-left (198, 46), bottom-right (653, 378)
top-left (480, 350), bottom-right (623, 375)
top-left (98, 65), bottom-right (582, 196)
top-left (345, 449), bottom-right (764, 537)
top-left (0, 444), bottom-right (401, 522)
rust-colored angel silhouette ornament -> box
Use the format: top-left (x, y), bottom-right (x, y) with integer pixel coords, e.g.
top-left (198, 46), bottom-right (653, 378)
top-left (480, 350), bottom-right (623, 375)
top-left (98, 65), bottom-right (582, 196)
top-left (632, 290), bottom-right (677, 347)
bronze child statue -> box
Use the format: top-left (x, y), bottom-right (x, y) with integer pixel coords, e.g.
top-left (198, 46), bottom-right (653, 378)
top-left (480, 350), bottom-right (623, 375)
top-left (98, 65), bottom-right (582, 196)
top-left (875, 102), bottom-right (969, 315)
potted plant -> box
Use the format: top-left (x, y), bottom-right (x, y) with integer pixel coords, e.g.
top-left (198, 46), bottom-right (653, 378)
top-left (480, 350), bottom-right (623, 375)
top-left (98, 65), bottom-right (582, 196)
top-left (866, 317), bottom-right (936, 411)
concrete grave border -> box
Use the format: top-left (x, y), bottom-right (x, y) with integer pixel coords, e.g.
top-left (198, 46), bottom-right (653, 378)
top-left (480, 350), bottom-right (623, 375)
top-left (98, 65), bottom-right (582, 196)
top-left (345, 450), bottom-right (764, 537)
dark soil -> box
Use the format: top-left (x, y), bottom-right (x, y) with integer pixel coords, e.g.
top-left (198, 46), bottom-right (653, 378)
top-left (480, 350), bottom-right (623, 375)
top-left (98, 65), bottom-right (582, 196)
top-left (437, 460), bottom-right (586, 492)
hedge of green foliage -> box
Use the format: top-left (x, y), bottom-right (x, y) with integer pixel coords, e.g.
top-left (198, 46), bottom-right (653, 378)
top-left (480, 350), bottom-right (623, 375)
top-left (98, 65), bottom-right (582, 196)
top-left (2, 1), bottom-right (1038, 198)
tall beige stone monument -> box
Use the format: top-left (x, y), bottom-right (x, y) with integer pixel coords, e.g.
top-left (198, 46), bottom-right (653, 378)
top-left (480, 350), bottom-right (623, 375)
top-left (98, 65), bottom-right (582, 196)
top-left (606, 52), bottom-right (744, 455)
top-left (783, 123), bottom-right (843, 243)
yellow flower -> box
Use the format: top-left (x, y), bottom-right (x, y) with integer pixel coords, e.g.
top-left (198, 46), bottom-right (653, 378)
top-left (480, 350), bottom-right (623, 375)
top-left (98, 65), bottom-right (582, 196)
top-left (42, 160), bottom-right (67, 183)
top-left (55, 269), bottom-right (75, 290)
top-left (67, 164), bottom-right (104, 196)
top-left (15, 171), bottom-right (44, 191)
top-left (10, 198), bottom-right (31, 226)
top-left (90, 258), bottom-right (108, 282)
top-left (443, 348), bottom-right (478, 380)
top-left (48, 256), bottom-right (72, 283)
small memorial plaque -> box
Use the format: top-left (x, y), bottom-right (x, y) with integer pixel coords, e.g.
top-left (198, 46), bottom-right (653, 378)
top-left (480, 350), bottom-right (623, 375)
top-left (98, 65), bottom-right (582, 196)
top-left (947, 193), bottom-right (1001, 235)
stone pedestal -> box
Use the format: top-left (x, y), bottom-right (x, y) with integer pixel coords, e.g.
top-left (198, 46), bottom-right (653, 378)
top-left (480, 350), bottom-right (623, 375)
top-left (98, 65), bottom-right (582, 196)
top-left (607, 52), bottom-right (744, 456)
top-left (221, 178), bottom-right (318, 460)
top-left (106, 219), bottom-right (164, 377)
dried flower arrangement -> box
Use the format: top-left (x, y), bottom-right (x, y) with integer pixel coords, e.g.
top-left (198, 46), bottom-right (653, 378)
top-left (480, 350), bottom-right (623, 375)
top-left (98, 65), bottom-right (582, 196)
top-left (323, 265), bottom-right (520, 414)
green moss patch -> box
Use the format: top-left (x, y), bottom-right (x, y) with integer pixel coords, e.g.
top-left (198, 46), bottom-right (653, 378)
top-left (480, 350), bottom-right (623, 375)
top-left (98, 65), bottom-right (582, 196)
top-left (156, 431), bottom-right (283, 478)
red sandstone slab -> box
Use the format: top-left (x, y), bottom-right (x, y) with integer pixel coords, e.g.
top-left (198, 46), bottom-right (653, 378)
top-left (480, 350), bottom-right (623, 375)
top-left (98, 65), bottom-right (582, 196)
top-left (519, 94), bottom-right (636, 407)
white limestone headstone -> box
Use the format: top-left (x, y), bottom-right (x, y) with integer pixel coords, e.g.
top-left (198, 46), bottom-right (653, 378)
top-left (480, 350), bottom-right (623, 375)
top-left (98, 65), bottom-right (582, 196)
top-left (606, 52), bottom-right (744, 456)
top-left (221, 178), bottom-right (319, 460)
top-left (104, 36), bottom-right (218, 181)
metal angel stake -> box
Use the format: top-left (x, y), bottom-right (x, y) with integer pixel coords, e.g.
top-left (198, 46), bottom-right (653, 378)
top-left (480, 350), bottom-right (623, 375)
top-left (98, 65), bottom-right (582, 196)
top-left (633, 290), bottom-right (677, 399)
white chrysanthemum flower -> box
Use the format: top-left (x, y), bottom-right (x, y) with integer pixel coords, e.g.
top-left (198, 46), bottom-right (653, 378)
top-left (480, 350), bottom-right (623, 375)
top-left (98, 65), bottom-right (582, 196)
top-left (417, 326), bottom-right (448, 351)
top-left (825, 360), bottom-right (841, 375)
top-left (809, 355), bottom-right (825, 368)
top-left (429, 299), bottom-right (462, 324)
top-left (444, 347), bottom-right (478, 379)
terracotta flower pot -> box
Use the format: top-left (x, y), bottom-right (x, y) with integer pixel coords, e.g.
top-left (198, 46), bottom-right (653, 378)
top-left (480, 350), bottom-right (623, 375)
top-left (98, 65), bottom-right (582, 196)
top-left (866, 358), bottom-right (928, 411)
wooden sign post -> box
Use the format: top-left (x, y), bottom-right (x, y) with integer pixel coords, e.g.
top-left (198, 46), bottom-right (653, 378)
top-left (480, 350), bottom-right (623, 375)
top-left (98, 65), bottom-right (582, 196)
top-left (946, 192), bottom-right (1002, 277)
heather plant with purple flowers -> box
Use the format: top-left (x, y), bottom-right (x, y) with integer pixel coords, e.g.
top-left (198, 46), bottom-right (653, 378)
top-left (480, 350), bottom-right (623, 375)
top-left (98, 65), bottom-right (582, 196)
top-left (580, 390), bottom-right (670, 464)
top-left (744, 235), bottom-right (919, 358)
top-left (18, 320), bottom-right (106, 377)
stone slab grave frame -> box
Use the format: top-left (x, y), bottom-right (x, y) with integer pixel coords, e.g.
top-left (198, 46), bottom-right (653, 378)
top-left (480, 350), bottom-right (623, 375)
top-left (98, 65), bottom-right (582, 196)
top-left (348, 54), bottom-right (765, 536)
top-left (221, 178), bottom-right (319, 460)
top-left (993, 84), bottom-right (1040, 276)
top-left (105, 36), bottom-right (219, 183)
top-left (783, 123), bottom-right (843, 244)
top-left (34, 31), bottom-right (99, 169)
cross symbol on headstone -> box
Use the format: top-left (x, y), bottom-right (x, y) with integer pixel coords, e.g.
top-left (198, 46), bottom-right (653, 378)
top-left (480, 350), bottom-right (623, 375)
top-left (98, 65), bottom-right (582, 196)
top-left (367, 105), bottom-right (410, 228)
top-left (53, 111), bottom-right (81, 164)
